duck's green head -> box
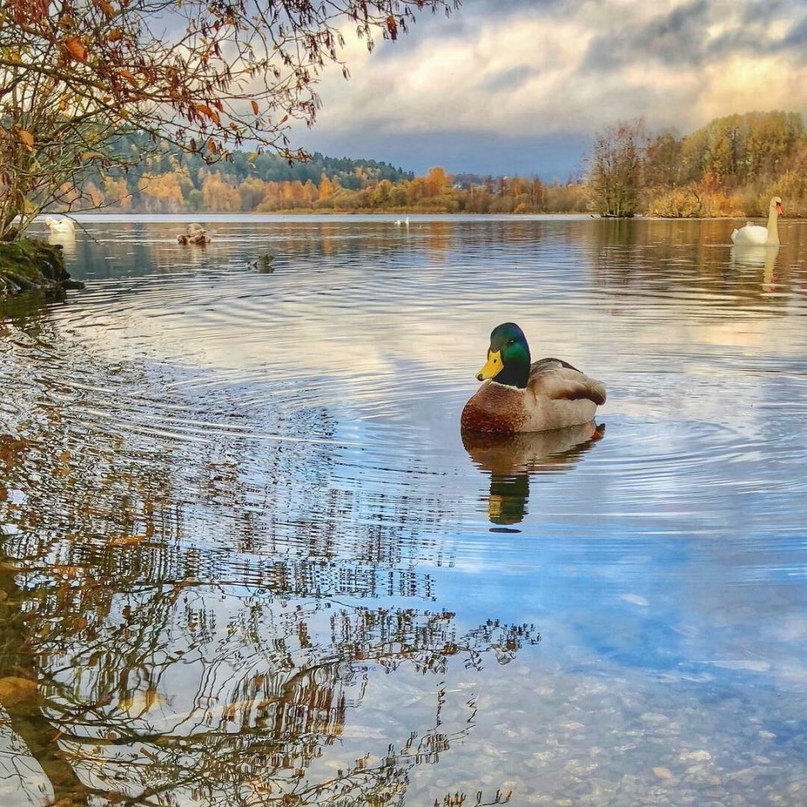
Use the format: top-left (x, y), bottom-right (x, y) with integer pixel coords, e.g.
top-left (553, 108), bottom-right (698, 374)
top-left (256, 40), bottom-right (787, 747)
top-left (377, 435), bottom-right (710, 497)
top-left (476, 322), bottom-right (531, 388)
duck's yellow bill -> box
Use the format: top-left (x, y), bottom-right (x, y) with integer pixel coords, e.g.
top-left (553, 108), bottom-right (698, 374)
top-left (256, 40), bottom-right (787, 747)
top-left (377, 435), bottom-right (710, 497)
top-left (476, 349), bottom-right (502, 381)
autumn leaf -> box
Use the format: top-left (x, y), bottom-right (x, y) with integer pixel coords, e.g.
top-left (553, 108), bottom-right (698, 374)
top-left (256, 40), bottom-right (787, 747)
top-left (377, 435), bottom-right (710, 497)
top-left (207, 138), bottom-right (217, 154)
top-left (251, 99), bottom-right (259, 115)
top-left (9, 0), bottom-right (48, 25)
top-left (195, 103), bottom-right (221, 124)
top-left (64, 36), bottom-right (88, 62)
top-left (18, 129), bottom-right (33, 150)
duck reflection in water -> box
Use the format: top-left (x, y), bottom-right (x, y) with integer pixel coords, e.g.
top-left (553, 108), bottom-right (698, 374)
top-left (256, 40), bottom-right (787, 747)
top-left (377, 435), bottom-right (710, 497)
top-left (463, 422), bottom-right (605, 527)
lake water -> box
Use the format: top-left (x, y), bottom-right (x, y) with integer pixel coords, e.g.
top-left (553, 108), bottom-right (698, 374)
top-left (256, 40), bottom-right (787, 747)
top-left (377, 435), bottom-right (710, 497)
top-left (1, 214), bottom-right (807, 806)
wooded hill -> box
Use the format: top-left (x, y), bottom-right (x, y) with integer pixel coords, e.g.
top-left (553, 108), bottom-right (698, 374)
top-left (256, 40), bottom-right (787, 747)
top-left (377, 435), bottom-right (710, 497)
top-left (65, 111), bottom-right (807, 217)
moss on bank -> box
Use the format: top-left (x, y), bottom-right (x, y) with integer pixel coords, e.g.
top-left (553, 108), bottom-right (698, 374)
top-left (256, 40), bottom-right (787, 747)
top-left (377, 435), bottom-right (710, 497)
top-left (0, 238), bottom-right (84, 299)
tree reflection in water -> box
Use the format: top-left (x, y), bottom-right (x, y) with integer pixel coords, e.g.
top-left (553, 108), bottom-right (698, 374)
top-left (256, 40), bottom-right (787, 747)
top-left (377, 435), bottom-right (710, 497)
top-left (0, 316), bottom-right (534, 806)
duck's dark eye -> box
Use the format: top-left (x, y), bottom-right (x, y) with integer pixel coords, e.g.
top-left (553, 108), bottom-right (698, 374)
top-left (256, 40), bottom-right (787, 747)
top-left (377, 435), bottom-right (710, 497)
top-left (507, 339), bottom-right (516, 345)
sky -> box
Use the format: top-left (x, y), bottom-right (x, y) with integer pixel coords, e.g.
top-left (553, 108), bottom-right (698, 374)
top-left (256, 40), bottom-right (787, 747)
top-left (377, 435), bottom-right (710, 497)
top-left (290, 0), bottom-right (807, 179)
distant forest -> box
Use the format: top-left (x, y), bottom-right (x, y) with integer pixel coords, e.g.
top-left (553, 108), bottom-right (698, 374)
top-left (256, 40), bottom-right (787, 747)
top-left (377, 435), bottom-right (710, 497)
top-left (69, 110), bottom-right (807, 217)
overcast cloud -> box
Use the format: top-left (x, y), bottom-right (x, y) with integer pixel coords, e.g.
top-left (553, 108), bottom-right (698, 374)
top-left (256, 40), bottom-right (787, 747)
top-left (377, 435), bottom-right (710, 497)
top-left (289, 0), bottom-right (807, 177)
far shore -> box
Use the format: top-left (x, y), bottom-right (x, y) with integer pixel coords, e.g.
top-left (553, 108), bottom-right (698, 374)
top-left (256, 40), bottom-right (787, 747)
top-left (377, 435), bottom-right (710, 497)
top-left (36, 211), bottom-right (803, 221)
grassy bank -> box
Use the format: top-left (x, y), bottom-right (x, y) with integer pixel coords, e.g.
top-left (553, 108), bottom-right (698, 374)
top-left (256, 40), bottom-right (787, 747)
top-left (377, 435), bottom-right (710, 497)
top-left (0, 239), bottom-right (83, 299)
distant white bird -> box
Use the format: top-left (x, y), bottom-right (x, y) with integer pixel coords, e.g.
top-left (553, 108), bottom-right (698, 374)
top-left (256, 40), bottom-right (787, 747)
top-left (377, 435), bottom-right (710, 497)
top-left (394, 217), bottom-right (410, 227)
top-left (45, 217), bottom-right (76, 234)
top-left (731, 196), bottom-right (782, 246)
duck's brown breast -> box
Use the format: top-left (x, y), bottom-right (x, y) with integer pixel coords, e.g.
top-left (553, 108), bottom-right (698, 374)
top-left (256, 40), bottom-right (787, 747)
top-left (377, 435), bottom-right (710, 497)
top-left (460, 383), bottom-right (526, 434)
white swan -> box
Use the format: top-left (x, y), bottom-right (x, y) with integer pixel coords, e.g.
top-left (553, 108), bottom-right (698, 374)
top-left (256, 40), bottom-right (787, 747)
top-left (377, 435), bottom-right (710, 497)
top-left (731, 197), bottom-right (782, 246)
top-left (45, 217), bottom-right (76, 234)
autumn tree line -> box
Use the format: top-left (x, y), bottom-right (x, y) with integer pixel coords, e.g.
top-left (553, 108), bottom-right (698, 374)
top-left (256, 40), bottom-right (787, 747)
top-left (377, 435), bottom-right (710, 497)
top-left (588, 110), bottom-right (807, 218)
top-left (71, 135), bottom-right (586, 215)
top-left (66, 110), bottom-right (807, 219)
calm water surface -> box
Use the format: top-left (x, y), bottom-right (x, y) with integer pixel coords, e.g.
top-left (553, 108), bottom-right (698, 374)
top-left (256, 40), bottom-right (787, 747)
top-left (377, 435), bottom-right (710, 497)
top-left (1, 214), bottom-right (807, 806)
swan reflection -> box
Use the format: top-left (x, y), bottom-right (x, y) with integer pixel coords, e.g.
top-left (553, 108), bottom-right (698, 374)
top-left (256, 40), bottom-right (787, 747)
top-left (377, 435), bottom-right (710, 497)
top-left (47, 230), bottom-right (76, 259)
top-left (730, 243), bottom-right (778, 268)
top-left (730, 243), bottom-right (779, 291)
top-left (463, 422), bottom-right (605, 527)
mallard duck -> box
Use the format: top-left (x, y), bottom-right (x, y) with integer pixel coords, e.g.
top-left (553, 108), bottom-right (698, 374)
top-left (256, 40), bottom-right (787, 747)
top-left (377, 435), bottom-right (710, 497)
top-left (248, 253), bottom-right (275, 273)
top-left (731, 196), bottom-right (782, 246)
top-left (460, 322), bottom-right (606, 434)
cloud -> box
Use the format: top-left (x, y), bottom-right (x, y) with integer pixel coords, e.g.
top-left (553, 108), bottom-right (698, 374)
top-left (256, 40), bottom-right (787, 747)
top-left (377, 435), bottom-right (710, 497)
top-left (290, 0), bottom-right (807, 174)
top-left (582, 0), bottom-right (807, 71)
top-left (581, 0), bottom-right (714, 71)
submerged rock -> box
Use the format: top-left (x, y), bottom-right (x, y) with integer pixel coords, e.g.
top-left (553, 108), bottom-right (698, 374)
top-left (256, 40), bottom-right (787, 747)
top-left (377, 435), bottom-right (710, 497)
top-left (0, 238), bottom-right (84, 299)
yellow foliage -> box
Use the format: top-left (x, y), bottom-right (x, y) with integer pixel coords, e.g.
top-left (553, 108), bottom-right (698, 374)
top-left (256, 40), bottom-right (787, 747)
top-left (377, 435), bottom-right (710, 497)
top-left (201, 172), bottom-right (241, 211)
top-left (138, 172), bottom-right (187, 212)
top-left (763, 172), bottom-right (807, 216)
top-left (318, 174), bottom-right (334, 201)
top-left (647, 188), bottom-right (742, 218)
